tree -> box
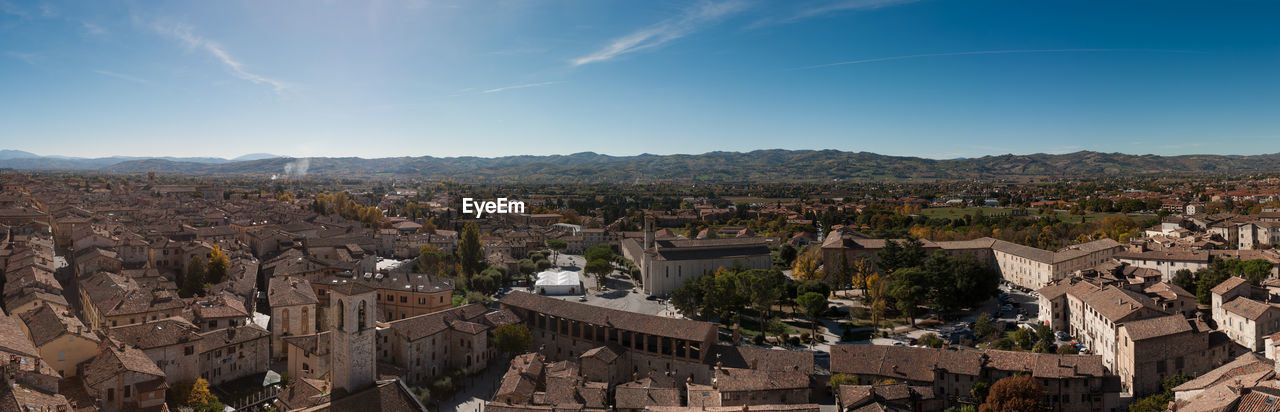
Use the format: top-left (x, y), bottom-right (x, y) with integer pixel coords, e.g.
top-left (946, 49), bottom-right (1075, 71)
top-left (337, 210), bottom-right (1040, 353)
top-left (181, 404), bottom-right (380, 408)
top-left (207, 245), bottom-right (229, 284)
top-left (185, 378), bottom-right (217, 406)
top-left (829, 373), bottom-right (859, 389)
top-left (777, 244), bottom-right (799, 267)
top-left (1129, 374), bottom-right (1191, 412)
top-left (970, 381), bottom-right (990, 404)
top-left (865, 272), bottom-right (888, 332)
top-left (796, 292), bottom-right (828, 343)
top-left (1032, 340), bottom-right (1051, 353)
top-left (973, 313), bottom-right (997, 341)
top-left (545, 239), bottom-right (567, 264)
top-left (535, 259), bottom-right (552, 271)
top-left (1035, 324), bottom-right (1053, 345)
top-left (792, 248), bottom-right (823, 282)
top-left (458, 222), bottom-right (484, 277)
top-left (980, 375), bottom-right (1043, 412)
top-left (1009, 328), bottom-right (1034, 350)
top-left (918, 332), bottom-right (943, 348)
top-left (1171, 269), bottom-right (1195, 294)
top-left (1195, 267), bottom-right (1231, 305)
top-left (1056, 345), bottom-right (1078, 355)
top-left (418, 246), bottom-right (445, 274)
top-left (493, 324), bottom-right (533, 356)
top-left (518, 259), bottom-right (537, 283)
top-left (670, 277), bottom-right (705, 318)
top-left (465, 291), bottom-right (491, 306)
top-left (181, 255), bottom-right (207, 298)
top-left (887, 267), bottom-right (928, 326)
top-left (585, 259), bottom-right (613, 291)
top-left (849, 257), bottom-right (874, 294)
top-left (798, 280), bottom-right (831, 298)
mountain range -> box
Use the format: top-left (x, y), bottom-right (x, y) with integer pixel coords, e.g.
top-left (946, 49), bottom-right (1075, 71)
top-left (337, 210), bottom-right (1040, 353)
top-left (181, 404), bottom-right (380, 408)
top-left (2, 149), bottom-right (1279, 182)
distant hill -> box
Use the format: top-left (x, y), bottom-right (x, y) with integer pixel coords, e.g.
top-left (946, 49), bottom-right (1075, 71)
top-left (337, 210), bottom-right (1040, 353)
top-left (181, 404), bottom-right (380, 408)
top-left (5, 149), bottom-right (1280, 182)
top-left (232, 153), bottom-right (281, 161)
top-left (0, 150), bottom-right (39, 159)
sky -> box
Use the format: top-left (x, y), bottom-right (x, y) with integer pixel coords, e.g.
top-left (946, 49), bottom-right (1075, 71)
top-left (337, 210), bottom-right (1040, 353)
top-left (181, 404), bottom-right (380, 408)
top-left (0, 0), bottom-right (1277, 160)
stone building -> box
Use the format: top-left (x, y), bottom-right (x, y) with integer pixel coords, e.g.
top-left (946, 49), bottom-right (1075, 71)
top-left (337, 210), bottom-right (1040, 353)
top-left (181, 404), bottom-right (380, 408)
top-left (268, 276), bottom-right (318, 359)
top-left (327, 282), bottom-right (377, 396)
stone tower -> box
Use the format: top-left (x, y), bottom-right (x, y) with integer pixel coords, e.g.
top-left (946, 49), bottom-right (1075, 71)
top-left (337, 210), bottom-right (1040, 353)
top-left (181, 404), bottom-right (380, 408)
top-left (328, 282), bottom-right (376, 396)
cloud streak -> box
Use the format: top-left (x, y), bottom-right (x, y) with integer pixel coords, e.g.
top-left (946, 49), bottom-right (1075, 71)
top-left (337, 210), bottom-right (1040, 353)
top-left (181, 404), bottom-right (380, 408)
top-left (481, 81), bottom-right (563, 94)
top-left (5, 51), bottom-right (41, 64)
top-left (793, 48), bottom-right (1206, 70)
top-left (753, 0), bottom-right (920, 27)
top-left (571, 0), bottom-right (748, 66)
top-left (150, 20), bottom-right (289, 93)
top-left (93, 70), bottom-right (149, 84)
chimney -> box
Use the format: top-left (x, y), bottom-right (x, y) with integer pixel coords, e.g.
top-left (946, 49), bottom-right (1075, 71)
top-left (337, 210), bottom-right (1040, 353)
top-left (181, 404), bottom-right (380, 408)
top-left (750, 358), bottom-right (758, 370)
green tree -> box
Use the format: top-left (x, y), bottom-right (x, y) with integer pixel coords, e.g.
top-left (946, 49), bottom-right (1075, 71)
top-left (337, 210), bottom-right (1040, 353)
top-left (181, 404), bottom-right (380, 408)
top-left (918, 332), bottom-right (944, 348)
top-left (181, 255), bottom-right (207, 298)
top-left (670, 277), bottom-right (705, 318)
top-left (796, 292), bottom-right (828, 343)
top-left (1008, 328), bottom-right (1034, 350)
top-left (973, 313), bottom-right (997, 341)
top-left (970, 381), bottom-right (990, 404)
top-left (518, 258), bottom-right (537, 283)
top-left (1195, 267), bottom-right (1230, 305)
top-left (1035, 324), bottom-right (1053, 345)
top-left (458, 222), bottom-right (484, 277)
top-left (1171, 269), bottom-right (1195, 294)
top-left (829, 373), bottom-right (859, 390)
top-left (418, 246), bottom-right (445, 274)
top-left (1056, 344), bottom-right (1078, 355)
top-left (535, 259), bottom-right (552, 271)
top-left (545, 238), bottom-right (567, 263)
top-left (980, 375), bottom-right (1043, 412)
top-left (777, 244), bottom-right (799, 267)
top-left (585, 259), bottom-right (613, 291)
top-left (887, 267), bottom-right (928, 326)
top-left (493, 324), bottom-right (533, 356)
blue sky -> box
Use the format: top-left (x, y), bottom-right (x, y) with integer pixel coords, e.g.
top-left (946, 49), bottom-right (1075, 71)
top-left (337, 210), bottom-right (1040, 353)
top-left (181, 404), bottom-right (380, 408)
top-left (0, 0), bottom-right (1277, 159)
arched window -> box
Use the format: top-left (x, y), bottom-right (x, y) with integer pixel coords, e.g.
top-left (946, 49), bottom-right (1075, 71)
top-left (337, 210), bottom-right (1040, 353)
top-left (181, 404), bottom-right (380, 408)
top-left (337, 300), bottom-right (346, 332)
top-left (358, 300), bottom-right (367, 330)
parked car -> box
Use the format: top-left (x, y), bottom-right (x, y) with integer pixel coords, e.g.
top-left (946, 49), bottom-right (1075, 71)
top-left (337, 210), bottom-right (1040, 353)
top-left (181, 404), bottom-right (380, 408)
top-left (578, 295), bottom-right (588, 302)
top-left (1016, 314), bottom-right (1027, 322)
top-left (1056, 332), bottom-right (1069, 341)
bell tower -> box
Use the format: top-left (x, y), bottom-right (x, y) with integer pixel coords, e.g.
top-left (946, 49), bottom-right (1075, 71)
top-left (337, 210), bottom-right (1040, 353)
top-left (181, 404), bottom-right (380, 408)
top-left (328, 282), bottom-right (376, 396)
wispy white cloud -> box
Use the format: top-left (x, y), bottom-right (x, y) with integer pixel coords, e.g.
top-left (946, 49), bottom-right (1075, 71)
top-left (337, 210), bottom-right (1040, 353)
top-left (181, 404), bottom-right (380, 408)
top-left (149, 20), bottom-right (289, 93)
top-left (571, 0), bottom-right (748, 66)
top-left (5, 51), bottom-right (41, 64)
top-left (82, 22), bottom-right (106, 36)
top-left (481, 81), bottom-right (563, 94)
top-left (93, 70), bottom-right (149, 84)
top-left (0, 1), bottom-right (27, 18)
top-left (752, 0), bottom-right (920, 27)
top-left (793, 48), bottom-right (1206, 70)
top-left (38, 2), bottom-right (56, 18)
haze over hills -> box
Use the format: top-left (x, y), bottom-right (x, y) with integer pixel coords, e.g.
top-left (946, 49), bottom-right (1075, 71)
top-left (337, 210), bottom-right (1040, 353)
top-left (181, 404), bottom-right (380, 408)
top-left (3, 149), bottom-right (1280, 182)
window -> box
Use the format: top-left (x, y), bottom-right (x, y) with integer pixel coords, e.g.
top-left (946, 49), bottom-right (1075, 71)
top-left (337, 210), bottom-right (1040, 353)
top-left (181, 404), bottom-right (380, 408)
top-left (185, 346), bottom-right (194, 355)
top-left (107, 388), bottom-right (114, 401)
top-left (58, 351), bottom-right (64, 361)
top-left (400, 296), bottom-right (407, 303)
top-left (124, 386), bottom-right (132, 398)
top-left (359, 300), bottom-right (368, 330)
top-left (418, 298), bottom-right (426, 305)
top-left (388, 294), bottom-right (394, 302)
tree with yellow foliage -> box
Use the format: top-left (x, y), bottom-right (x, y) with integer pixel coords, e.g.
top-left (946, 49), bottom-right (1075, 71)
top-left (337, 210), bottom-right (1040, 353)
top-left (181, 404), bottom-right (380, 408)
top-left (865, 272), bottom-right (888, 332)
top-left (792, 247), bottom-right (824, 282)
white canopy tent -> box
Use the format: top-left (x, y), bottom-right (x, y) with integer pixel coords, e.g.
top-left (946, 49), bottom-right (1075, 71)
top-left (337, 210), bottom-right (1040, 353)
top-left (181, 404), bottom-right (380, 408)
top-left (534, 270), bottom-right (582, 295)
